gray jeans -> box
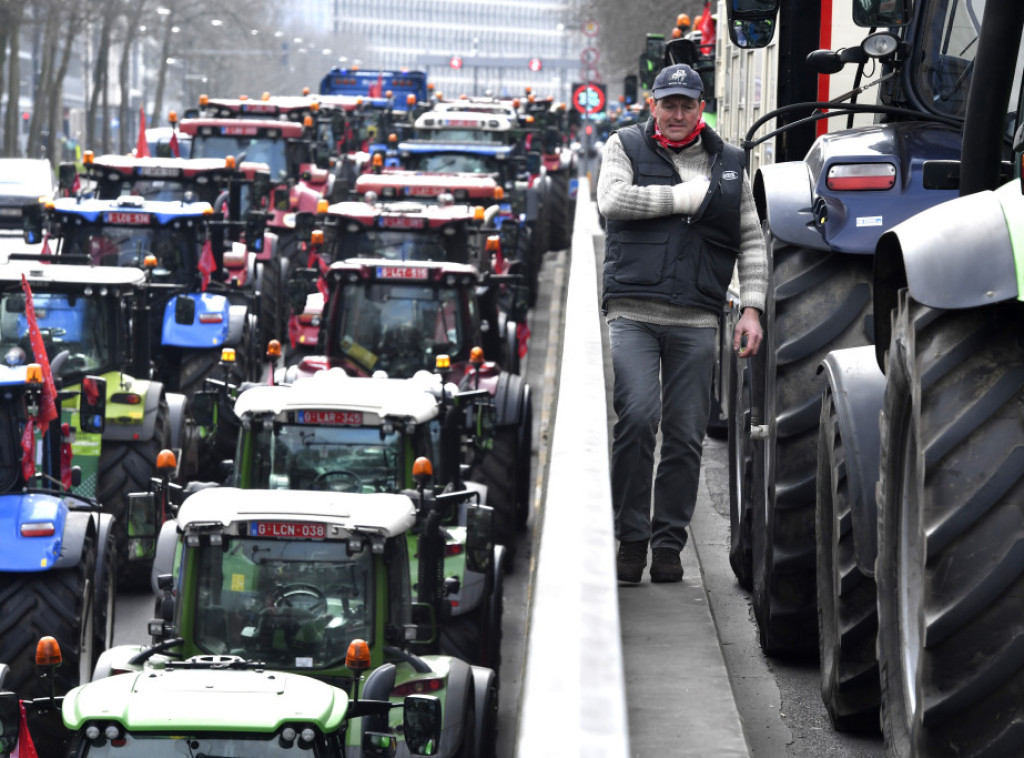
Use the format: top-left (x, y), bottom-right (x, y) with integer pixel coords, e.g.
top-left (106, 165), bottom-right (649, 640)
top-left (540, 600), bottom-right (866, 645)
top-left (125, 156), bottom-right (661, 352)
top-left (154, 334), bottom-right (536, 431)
top-left (609, 317), bottom-right (716, 551)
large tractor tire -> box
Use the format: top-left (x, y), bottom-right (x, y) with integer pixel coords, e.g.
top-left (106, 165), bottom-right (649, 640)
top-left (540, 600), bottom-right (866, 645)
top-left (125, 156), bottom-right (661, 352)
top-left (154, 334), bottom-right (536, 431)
top-left (752, 230), bottom-right (873, 657)
top-left (177, 349), bottom-right (246, 397)
top-left (727, 351), bottom-right (754, 590)
top-left (93, 522), bottom-right (118, 666)
top-left (877, 294), bottom-right (1024, 758)
top-left (98, 400), bottom-right (170, 589)
top-left (546, 170), bottom-right (572, 251)
top-left (257, 256), bottom-right (288, 359)
top-left (475, 427), bottom-right (519, 552)
top-left (816, 389), bottom-right (880, 732)
top-left (0, 532), bottom-right (96, 697)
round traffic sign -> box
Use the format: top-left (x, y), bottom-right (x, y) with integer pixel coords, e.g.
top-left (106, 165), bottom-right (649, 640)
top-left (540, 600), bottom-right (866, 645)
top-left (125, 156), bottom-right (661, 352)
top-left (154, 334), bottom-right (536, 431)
top-left (528, 57), bottom-right (543, 72)
top-left (580, 47), bottom-right (600, 65)
top-left (572, 83), bottom-right (606, 115)
top-left (449, 56), bottom-right (463, 69)
top-left (580, 67), bottom-right (602, 83)
top-left (583, 19), bottom-right (599, 37)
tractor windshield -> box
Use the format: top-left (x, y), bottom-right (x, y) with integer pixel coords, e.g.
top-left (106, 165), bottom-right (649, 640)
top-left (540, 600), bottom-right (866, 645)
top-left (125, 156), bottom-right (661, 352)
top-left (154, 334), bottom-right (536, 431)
top-left (333, 282), bottom-right (468, 377)
top-left (191, 533), bottom-right (374, 669)
top-left (331, 226), bottom-right (468, 263)
top-left (912, 0), bottom-right (985, 118)
top-left (0, 288), bottom-right (118, 378)
top-left (192, 135), bottom-right (290, 181)
top-left (59, 224), bottom-right (199, 286)
top-left (414, 129), bottom-right (506, 144)
top-left (402, 151), bottom-right (504, 174)
top-left (80, 732), bottom-right (338, 756)
top-left (248, 423), bottom-right (403, 493)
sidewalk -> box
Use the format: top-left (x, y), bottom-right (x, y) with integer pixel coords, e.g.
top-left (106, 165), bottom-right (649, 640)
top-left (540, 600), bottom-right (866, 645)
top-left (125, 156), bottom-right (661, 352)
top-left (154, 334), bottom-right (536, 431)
top-left (595, 230), bottom-right (749, 757)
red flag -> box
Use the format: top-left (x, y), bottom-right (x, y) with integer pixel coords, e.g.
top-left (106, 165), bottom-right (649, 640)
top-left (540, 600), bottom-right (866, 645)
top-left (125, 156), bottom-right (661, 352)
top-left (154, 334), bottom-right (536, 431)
top-left (368, 71), bottom-right (384, 98)
top-left (197, 238), bottom-right (216, 292)
top-left (169, 130), bottom-right (181, 158)
top-left (70, 172), bottom-right (81, 195)
top-left (20, 275), bottom-right (58, 428)
top-left (21, 418), bottom-right (36, 482)
top-left (699, 2), bottom-right (716, 54)
top-left (12, 701), bottom-right (39, 758)
top-left (61, 422), bottom-right (73, 489)
top-left (516, 320), bottom-right (531, 359)
top-left (136, 106), bottom-right (151, 158)
top-left (40, 235), bottom-right (52, 257)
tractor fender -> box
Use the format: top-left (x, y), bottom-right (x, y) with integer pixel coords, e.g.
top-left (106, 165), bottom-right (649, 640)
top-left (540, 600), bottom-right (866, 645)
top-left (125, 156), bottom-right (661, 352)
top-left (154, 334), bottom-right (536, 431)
top-left (92, 644), bottom-right (147, 680)
top-left (256, 230), bottom-right (278, 262)
top-left (492, 372), bottom-right (527, 428)
top-left (52, 510), bottom-right (97, 570)
top-left (151, 519), bottom-right (180, 597)
top-left (226, 304), bottom-right (248, 345)
top-left (874, 184), bottom-right (1022, 361)
top-left (438, 656), bottom-right (473, 755)
top-left (104, 381), bottom-right (166, 443)
top-left (165, 391), bottom-right (188, 452)
top-left (818, 346), bottom-right (886, 576)
top-left (753, 162), bottom-right (828, 252)
top-left (469, 664), bottom-right (497, 753)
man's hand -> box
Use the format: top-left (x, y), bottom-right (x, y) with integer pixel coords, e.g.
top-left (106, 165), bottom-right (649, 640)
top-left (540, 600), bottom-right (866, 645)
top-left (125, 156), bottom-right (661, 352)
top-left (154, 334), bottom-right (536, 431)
top-left (733, 307), bottom-right (763, 358)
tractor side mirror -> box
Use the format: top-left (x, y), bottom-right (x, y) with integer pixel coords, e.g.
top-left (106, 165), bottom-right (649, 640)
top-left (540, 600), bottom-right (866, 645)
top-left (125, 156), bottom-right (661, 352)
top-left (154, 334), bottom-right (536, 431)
top-left (465, 504), bottom-right (494, 574)
top-left (175, 295), bottom-right (196, 325)
top-left (245, 210), bottom-right (266, 253)
top-left (294, 211), bottom-right (316, 243)
top-left (403, 695), bottom-right (442, 757)
top-left (191, 391), bottom-right (216, 428)
top-left (525, 151), bottom-right (541, 176)
top-left (127, 492), bottom-right (160, 540)
top-left (251, 170), bottom-right (271, 205)
top-left (22, 205), bottom-right (43, 245)
top-left (58, 163), bottom-right (78, 193)
top-left (79, 376), bottom-right (106, 434)
top-left (728, 18), bottom-right (777, 48)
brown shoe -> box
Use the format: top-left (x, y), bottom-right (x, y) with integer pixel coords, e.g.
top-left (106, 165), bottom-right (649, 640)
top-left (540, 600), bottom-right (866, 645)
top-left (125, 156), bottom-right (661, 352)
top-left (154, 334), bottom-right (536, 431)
top-left (650, 547), bottom-right (683, 583)
top-left (616, 540), bottom-right (648, 583)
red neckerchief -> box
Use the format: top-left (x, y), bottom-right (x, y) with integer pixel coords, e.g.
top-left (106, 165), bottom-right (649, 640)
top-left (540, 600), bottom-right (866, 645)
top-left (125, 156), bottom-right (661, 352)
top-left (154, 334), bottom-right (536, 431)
top-left (653, 119), bottom-right (706, 150)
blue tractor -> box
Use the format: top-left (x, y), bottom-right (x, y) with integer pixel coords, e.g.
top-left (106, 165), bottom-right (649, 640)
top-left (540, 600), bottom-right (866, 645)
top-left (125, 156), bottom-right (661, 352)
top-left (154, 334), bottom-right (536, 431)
top-left (0, 359), bottom-right (116, 702)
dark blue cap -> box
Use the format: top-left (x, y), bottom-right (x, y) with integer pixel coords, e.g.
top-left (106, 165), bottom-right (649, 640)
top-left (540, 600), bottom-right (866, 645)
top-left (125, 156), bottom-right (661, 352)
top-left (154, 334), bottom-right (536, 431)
top-left (652, 63), bottom-right (704, 100)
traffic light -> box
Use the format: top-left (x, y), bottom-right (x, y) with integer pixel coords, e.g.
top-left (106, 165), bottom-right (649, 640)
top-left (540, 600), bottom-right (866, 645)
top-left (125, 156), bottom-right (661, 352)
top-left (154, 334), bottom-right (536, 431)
top-left (639, 34), bottom-right (666, 90)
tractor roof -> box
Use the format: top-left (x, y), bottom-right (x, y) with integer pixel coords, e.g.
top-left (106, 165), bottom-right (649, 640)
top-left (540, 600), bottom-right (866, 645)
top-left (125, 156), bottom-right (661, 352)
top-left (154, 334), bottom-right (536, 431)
top-left (354, 170), bottom-right (499, 201)
top-left (0, 364), bottom-right (33, 387)
top-left (0, 258), bottom-right (147, 287)
top-left (327, 197), bottom-right (482, 228)
top-left (175, 486), bottom-right (417, 537)
top-left (395, 141), bottom-right (514, 159)
top-left (178, 118), bottom-right (307, 138)
top-left (234, 368), bottom-right (442, 423)
top-left (325, 257), bottom-right (480, 279)
top-left (88, 155), bottom-right (230, 178)
top-left (49, 195), bottom-right (213, 223)
top-left (414, 111), bottom-right (514, 132)
top-left (62, 665), bottom-right (350, 732)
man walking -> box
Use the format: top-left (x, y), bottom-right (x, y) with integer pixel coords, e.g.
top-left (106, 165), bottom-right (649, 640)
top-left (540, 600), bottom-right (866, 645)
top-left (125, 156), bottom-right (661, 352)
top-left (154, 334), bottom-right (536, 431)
top-left (597, 63), bottom-right (766, 583)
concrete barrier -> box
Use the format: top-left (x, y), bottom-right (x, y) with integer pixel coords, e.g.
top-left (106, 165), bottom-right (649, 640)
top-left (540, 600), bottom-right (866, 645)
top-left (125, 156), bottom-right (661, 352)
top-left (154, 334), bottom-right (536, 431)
top-left (516, 178), bottom-right (629, 757)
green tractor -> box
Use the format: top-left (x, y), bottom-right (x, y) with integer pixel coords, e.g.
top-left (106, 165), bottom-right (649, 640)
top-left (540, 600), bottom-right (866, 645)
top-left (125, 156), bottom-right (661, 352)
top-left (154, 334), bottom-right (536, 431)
top-left (0, 635), bottom-right (443, 757)
top-left (100, 487), bottom-right (498, 757)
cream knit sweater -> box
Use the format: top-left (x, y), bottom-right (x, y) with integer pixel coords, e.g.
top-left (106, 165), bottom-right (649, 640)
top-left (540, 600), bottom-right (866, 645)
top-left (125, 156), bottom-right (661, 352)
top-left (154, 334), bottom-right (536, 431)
top-left (597, 125), bottom-right (768, 328)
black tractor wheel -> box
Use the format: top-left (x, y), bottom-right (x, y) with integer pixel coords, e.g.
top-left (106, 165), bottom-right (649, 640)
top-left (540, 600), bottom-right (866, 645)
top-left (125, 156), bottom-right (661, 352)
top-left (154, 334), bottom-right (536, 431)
top-left (439, 558), bottom-right (503, 672)
top-left (475, 427), bottom-right (518, 552)
top-left (178, 350), bottom-right (245, 397)
top-left (93, 523), bottom-right (118, 664)
top-left (98, 399), bottom-right (170, 589)
top-left (816, 389), bottom-right (880, 732)
top-left (546, 170), bottom-right (572, 251)
top-left (473, 667), bottom-right (500, 758)
top-left (257, 256), bottom-right (288, 357)
top-left (0, 531), bottom-right (96, 697)
top-left (727, 351), bottom-right (754, 591)
top-left (877, 294), bottom-right (1024, 758)
top-left (751, 230), bottom-right (873, 657)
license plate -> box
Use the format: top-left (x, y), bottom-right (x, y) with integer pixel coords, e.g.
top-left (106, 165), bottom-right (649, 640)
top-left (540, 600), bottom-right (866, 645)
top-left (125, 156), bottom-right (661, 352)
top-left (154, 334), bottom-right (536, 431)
top-left (250, 521), bottom-right (326, 539)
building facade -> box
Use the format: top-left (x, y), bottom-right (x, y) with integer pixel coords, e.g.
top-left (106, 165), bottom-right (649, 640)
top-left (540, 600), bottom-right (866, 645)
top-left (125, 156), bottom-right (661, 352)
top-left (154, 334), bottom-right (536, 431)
top-left (292, 0), bottom-right (582, 104)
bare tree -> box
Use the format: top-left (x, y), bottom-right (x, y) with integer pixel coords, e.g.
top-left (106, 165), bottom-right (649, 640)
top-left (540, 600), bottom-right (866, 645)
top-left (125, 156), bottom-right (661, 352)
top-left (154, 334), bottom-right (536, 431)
top-left (88, 0), bottom-right (119, 153)
top-left (577, 0), bottom-right (706, 91)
